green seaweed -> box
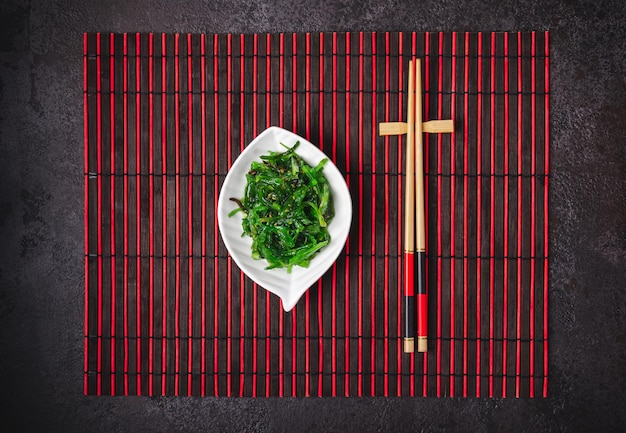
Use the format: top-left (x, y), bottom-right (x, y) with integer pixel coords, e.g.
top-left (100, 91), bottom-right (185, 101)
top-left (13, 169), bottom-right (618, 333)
top-left (229, 142), bottom-right (334, 272)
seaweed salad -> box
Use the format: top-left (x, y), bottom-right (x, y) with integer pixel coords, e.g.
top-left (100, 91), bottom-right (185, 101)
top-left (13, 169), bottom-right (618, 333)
top-left (229, 142), bottom-right (334, 272)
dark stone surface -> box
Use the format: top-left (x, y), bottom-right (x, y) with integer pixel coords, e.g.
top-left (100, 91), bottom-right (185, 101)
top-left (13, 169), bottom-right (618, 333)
top-left (1, 0), bottom-right (625, 431)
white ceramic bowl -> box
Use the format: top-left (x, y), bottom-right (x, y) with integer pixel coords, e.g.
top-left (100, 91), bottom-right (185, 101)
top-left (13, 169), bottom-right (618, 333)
top-left (217, 126), bottom-right (352, 311)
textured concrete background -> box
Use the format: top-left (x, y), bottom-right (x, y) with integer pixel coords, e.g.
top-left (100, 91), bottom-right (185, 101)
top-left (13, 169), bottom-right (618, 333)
top-left (1, 0), bottom-right (625, 432)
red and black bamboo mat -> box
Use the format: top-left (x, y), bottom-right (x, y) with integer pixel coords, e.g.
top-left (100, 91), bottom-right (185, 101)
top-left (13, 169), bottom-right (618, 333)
top-left (84, 31), bottom-right (549, 397)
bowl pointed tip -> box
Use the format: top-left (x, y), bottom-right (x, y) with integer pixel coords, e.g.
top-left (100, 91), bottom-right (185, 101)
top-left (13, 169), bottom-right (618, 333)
top-left (280, 295), bottom-right (299, 312)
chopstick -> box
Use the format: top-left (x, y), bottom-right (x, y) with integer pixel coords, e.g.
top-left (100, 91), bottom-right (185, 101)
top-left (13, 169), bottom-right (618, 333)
top-left (414, 59), bottom-right (428, 353)
top-left (403, 60), bottom-right (417, 353)
top-left (379, 57), bottom-right (454, 355)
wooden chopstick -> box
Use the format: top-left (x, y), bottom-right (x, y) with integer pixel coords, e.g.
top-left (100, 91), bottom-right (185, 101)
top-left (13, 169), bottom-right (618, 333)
top-left (380, 58), bottom-right (453, 354)
top-left (414, 59), bottom-right (428, 353)
top-left (403, 60), bottom-right (417, 353)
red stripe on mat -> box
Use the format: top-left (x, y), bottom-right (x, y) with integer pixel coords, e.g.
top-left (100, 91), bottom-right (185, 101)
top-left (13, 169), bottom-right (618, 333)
top-left (543, 32), bottom-right (550, 398)
top-left (160, 33), bottom-right (168, 396)
top-left (109, 33), bottom-right (117, 396)
top-left (201, 33), bottom-right (208, 396)
top-left (422, 31), bottom-right (430, 398)
top-left (239, 33), bottom-right (246, 398)
top-left (83, 32), bottom-right (89, 396)
top-left (96, 32), bottom-right (103, 396)
top-left (485, 32), bottom-right (493, 397)
top-left (449, 31), bottom-right (457, 398)
top-left (134, 32), bottom-right (142, 396)
top-left (530, 31), bottom-right (537, 399)
top-left (383, 32), bottom-right (390, 397)
top-left (462, 31), bottom-right (470, 398)
top-left (370, 31), bottom-right (378, 397)
top-left (212, 34), bottom-right (220, 396)
top-left (502, 32), bottom-right (511, 398)
top-left (396, 33), bottom-right (404, 397)
top-left (148, 32), bottom-right (155, 397)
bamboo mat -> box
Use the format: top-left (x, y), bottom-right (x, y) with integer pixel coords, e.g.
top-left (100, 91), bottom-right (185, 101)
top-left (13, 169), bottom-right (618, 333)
top-left (83, 31), bottom-right (549, 397)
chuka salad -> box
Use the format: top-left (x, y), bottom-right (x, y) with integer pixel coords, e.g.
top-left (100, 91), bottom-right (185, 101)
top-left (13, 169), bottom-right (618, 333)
top-left (229, 142), bottom-right (334, 272)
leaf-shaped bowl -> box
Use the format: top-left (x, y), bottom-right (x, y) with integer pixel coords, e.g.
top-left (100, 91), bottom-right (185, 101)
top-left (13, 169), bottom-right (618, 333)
top-left (217, 126), bottom-right (352, 311)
